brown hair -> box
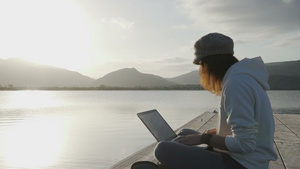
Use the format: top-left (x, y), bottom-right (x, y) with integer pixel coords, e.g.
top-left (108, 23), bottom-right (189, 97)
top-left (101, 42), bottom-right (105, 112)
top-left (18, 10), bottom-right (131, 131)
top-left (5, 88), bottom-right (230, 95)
top-left (199, 54), bottom-right (238, 95)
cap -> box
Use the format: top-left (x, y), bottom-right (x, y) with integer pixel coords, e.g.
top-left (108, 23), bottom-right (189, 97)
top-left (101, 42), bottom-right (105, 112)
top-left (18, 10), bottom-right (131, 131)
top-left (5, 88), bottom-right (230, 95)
top-left (193, 33), bottom-right (234, 65)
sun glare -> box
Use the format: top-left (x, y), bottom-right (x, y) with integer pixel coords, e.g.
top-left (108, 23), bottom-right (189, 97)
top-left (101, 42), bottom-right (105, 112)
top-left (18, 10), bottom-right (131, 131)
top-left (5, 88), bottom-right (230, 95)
top-left (0, 91), bottom-right (68, 168)
top-left (0, 0), bottom-right (94, 71)
top-left (0, 116), bottom-right (66, 168)
top-left (4, 91), bottom-right (62, 109)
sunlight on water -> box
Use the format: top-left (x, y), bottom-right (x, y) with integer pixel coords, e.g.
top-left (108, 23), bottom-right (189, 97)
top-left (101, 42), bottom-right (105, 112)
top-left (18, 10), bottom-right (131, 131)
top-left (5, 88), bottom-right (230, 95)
top-left (0, 91), bottom-right (69, 168)
top-left (3, 90), bottom-right (62, 109)
top-left (0, 116), bottom-right (66, 168)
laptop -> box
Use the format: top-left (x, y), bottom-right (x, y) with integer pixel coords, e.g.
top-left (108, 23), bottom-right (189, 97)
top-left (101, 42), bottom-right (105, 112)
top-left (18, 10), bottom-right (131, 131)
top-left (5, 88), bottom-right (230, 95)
top-left (137, 109), bottom-right (177, 142)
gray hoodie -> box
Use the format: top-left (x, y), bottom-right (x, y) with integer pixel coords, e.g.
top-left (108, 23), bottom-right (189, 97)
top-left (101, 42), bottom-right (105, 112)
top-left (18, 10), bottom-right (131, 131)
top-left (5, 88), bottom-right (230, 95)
top-left (218, 57), bottom-right (278, 169)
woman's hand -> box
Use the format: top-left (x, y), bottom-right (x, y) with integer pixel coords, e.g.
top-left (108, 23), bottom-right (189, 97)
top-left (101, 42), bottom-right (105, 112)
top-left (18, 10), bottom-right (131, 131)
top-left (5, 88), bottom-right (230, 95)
top-left (204, 128), bottom-right (217, 134)
top-left (174, 134), bottom-right (202, 146)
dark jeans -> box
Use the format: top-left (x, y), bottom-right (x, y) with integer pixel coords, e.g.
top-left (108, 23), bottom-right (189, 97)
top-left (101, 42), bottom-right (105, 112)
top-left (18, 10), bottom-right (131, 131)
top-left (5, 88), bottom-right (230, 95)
top-left (154, 129), bottom-right (246, 169)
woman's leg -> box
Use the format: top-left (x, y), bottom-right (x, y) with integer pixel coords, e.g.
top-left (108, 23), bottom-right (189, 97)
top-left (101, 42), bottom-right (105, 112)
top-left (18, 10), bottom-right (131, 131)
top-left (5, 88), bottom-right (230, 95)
top-left (154, 141), bottom-right (225, 169)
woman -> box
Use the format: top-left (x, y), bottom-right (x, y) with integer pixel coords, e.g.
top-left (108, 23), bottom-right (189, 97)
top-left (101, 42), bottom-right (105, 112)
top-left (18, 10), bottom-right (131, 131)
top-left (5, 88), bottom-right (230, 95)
top-left (132, 33), bottom-right (277, 169)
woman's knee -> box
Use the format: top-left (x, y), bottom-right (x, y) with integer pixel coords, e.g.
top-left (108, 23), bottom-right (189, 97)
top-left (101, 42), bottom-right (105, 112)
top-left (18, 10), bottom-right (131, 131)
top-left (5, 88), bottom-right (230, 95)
top-left (154, 141), bottom-right (174, 161)
top-left (154, 141), bottom-right (167, 157)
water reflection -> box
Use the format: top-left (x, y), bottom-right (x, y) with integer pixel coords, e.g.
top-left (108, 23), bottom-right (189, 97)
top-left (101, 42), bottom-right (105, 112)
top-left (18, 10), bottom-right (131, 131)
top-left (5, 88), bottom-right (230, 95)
top-left (3, 90), bottom-right (62, 109)
top-left (0, 116), bottom-right (65, 168)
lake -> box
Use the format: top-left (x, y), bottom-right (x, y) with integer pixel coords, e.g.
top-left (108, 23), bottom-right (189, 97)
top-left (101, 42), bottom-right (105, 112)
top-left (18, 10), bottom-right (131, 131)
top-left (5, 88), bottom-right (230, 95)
top-left (0, 90), bottom-right (299, 169)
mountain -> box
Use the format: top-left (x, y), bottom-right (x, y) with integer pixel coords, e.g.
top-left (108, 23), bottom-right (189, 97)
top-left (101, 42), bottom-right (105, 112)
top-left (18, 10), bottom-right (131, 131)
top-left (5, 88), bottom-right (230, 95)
top-left (167, 70), bottom-right (200, 85)
top-left (0, 58), bottom-right (94, 88)
top-left (167, 60), bottom-right (300, 89)
top-left (92, 68), bottom-right (177, 88)
top-left (1, 57), bottom-right (299, 89)
top-left (266, 60), bottom-right (300, 77)
top-left (266, 60), bottom-right (300, 90)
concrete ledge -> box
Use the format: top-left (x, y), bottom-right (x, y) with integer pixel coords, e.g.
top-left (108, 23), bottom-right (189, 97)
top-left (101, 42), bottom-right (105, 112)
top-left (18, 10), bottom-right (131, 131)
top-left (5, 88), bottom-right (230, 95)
top-left (111, 111), bottom-right (300, 169)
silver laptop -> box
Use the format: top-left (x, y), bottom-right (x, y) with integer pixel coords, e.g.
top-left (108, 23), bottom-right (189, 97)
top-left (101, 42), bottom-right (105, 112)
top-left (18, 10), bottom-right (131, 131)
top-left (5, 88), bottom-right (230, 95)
top-left (137, 109), bottom-right (177, 142)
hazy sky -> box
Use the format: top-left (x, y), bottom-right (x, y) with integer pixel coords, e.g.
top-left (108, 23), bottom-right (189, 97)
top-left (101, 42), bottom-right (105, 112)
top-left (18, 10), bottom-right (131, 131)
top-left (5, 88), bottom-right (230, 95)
top-left (0, 0), bottom-right (300, 78)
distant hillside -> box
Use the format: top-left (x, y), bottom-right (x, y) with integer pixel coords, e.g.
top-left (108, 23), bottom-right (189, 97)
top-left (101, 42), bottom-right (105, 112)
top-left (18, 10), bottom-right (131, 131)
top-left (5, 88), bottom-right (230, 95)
top-left (266, 60), bottom-right (300, 77)
top-left (266, 60), bottom-right (300, 90)
top-left (1, 58), bottom-right (299, 90)
top-left (0, 58), bottom-right (94, 88)
top-left (92, 68), bottom-right (177, 88)
top-left (167, 60), bottom-right (300, 89)
top-left (167, 70), bottom-right (200, 85)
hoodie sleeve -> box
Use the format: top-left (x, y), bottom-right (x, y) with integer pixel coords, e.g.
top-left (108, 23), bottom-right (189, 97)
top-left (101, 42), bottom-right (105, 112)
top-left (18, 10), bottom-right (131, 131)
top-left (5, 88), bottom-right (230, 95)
top-left (223, 75), bottom-right (258, 153)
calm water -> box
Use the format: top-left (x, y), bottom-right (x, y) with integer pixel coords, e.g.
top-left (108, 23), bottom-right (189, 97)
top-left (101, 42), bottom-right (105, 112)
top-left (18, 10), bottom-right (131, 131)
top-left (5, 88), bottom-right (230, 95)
top-left (0, 90), bottom-right (299, 169)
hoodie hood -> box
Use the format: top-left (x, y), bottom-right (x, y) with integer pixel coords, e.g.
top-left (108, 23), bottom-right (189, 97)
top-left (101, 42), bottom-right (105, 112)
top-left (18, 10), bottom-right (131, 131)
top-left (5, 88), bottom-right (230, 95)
top-left (223, 57), bottom-right (270, 90)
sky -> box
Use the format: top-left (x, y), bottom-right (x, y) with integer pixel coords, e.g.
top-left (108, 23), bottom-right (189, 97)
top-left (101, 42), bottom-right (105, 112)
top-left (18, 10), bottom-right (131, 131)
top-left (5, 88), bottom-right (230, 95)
top-left (0, 0), bottom-right (300, 79)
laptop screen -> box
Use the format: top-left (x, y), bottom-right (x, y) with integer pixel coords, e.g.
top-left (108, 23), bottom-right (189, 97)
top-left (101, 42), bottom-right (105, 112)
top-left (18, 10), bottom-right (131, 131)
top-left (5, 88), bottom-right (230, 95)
top-left (137, 109), bottom-right (177, 141)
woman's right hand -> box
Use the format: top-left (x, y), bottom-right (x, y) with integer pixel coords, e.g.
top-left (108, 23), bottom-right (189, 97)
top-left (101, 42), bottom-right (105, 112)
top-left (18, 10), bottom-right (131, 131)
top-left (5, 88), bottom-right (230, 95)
top-left (204, 128), bottom-right (217, 134)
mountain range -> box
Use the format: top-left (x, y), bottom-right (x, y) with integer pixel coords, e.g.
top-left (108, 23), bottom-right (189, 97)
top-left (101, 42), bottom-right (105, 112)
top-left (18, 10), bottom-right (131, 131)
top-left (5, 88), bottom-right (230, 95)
top-left (0, 58), bottom-right (94, 88)
top-left (1, 58), bottom-right (299, 90)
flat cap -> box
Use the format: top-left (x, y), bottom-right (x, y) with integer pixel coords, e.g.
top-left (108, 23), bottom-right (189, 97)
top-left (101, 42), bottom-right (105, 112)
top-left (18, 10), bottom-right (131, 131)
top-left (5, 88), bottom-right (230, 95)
top-left (193, 33), bottom-right (234, 65)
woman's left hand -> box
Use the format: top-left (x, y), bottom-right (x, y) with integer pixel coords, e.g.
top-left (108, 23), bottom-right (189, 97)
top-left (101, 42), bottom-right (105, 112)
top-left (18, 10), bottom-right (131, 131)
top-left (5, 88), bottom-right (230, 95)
top-left (174, 134), bottom-right (202, 146)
